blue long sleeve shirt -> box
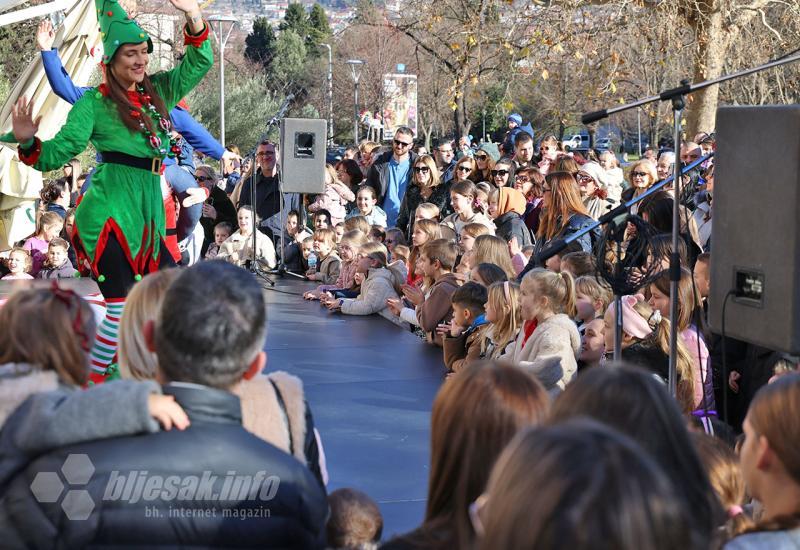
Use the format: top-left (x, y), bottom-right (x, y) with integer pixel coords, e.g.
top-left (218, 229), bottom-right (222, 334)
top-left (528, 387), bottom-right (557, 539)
top-left (40, 48), bottom-right (225, 166)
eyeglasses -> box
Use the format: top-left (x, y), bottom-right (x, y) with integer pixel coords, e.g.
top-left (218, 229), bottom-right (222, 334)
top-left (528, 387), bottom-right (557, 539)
top-left (195, 175), bottom-right (213, 182)
top-left (413, 166), bottom-right (430, 173)
top-left (542, 186), bottom-right (552, 193)
top-left (457, 166), bottom-right (473, 172)
top-left (631, 171), bottom-right (648, 178)
top-left (475, 154), bottom-right (488, 161)
top-left (515, 174), bottom-right (530, 182)
top-left (576, 173), bottom-right (593, 183)
top-left (437, 148), bottom-right (453, 154)
top-left (491, 169), bottom-right (509, 177)
top-left (256, 151), bottom-right (275, 157)
top-left (393, 139), bottom-right (412, 148)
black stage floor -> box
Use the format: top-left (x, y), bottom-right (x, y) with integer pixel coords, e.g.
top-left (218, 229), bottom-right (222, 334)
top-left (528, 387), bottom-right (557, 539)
top-left (261, 279), bottom-right (443, 539)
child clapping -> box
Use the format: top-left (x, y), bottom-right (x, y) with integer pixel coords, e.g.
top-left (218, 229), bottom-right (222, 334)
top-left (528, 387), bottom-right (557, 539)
top-left (439, 282), bottom-right (488, 374)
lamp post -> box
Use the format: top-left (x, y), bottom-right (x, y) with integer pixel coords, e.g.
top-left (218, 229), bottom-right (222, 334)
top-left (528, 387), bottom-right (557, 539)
top-left (346, 59), bottom-right (365, 146)
top-left (320, 44), bottom-right (333, 147)
top-left (207, 15), bottom-right (238, 146)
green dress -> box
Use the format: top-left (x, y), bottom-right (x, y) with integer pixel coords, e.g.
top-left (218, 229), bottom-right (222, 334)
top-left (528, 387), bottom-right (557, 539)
top-left (23, 31), bottom-right (212, 277)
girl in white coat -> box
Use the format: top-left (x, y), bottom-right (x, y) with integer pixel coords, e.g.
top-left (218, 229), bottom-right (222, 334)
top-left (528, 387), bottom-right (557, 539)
top-left (324, 241), bottom-right (406, 320)
top-left (510, 268), bottom-right (581, 394)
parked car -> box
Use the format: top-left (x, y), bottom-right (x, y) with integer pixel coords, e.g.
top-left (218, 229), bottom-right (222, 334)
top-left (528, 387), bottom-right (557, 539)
top-left (564, 134), bottom-right (589, 149)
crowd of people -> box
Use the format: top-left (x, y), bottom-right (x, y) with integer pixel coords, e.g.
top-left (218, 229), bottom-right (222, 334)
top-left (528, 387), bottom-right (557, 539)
top-left (2, 112), bottom-right (800, 548)
top-left (0, 2), bottom-right (798, 542)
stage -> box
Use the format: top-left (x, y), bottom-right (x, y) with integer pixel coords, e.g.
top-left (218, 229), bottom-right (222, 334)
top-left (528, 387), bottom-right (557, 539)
top-left (261, 279), bottom-right (443, 539)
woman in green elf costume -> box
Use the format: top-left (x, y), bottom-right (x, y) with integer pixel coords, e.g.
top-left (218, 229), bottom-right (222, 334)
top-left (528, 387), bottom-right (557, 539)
top-left (9, 0), bottom-right (212, 382)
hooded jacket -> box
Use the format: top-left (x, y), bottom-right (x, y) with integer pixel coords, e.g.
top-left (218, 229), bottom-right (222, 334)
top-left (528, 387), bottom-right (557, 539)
top-left (416, 273), bottom-right (461, 346)
top-left (341, 263), bottom-right (407, 317)
top-left (509, 313), bottom-right (580, 393)
top-left (493, 187), bottom-right (532, 247)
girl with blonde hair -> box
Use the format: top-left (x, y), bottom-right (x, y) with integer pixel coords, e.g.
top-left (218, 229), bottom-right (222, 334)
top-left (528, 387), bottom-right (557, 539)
top-left (472, 235), bottom-right (516, 280)
top-left (481, 281), bottom-right (522, 360)
top-left (118, 269), bottom-right (181, 380)
top-left (510, 268), bottom-right (580, 393)
top-left (308, 164), bottom-right (356, 225)
top-left (603, 294), bottom-right (696, 412)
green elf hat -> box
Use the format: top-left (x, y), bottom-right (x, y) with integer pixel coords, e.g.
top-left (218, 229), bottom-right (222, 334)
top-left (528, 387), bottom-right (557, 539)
top-left (95, 0), bottom-right (152, 64)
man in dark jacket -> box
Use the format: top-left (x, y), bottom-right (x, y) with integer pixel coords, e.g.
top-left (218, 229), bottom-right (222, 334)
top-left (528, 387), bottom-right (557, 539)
top-left (365, 126), bottom-right (418, 227)
top-left (0, 262), bottom-right (328, 549)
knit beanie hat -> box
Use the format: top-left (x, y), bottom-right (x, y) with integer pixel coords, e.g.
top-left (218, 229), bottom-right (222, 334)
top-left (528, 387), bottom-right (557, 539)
top-left (95, 0), bottom-right (152, 64)
top-left (507, 113), bottom-right (522, 125)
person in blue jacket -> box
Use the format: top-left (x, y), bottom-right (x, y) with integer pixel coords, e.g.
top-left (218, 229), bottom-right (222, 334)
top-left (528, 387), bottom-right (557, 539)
top-left (36, 19), bottom-right (235, 243)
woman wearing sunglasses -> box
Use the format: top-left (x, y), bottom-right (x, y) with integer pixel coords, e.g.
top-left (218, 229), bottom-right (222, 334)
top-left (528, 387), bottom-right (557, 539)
top-left (622, 160), bottom-right (658, 214)
top-left (454, 156), bottom-right (477, 184)
top-left (491, 158), bottom-right (515, 188)
top-left (473, 146), bottom-right (498, 182)
top-left (396, 155), bottom-right (451, 236)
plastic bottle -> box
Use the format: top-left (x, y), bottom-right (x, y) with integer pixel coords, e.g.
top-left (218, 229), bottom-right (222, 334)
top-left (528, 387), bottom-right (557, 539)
top-left (308, 251), bottom-right (318, 271)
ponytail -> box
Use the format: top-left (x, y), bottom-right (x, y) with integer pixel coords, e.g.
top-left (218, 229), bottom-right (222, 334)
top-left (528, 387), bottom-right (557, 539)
top-left (559, 271), bottom-right (577, 318)
top-left (522, 268), bottom-right (576, 317)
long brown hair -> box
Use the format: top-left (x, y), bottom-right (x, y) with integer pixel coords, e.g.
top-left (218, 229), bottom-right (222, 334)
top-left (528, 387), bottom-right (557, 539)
top-left (0, 287), bottom-right (94, 386)
top-left (744, 373), bottom-right (800, 533)
top-left (411, 362), bottom-right (548, 550)
top-left (107, 53), bottom-right (169, 135)
top-left (537, 171), bottom-right (589, 241)
top-left (478, 420), bottom-right (693, 550)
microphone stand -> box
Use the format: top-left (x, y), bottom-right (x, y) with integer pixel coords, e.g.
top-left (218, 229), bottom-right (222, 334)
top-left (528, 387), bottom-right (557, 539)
top-left (580, 48), bottom-right (800, 397)
top-left (245, 94), bottom-right (294, 287)
top-left (535, 153), bottom-right (713, 362)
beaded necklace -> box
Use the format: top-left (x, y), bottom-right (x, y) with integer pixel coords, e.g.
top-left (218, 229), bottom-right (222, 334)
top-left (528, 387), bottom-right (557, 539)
top-left (129, 86), bottom-right (182, 160)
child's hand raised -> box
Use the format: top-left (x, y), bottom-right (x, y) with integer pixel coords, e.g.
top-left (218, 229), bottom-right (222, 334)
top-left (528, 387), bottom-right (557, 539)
top-left (436, 318), bottom-right (463, 338)
top-left (401, 284), bottom-right (424, 306)
top-left (148, 394), bottom-right (190, 431)
top-left (386, 298), bottom-right (403, 316)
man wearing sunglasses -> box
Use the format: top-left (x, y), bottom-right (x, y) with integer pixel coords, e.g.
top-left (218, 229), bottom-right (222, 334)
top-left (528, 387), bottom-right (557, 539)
top-left (365, 126), bottom-right (418, 227)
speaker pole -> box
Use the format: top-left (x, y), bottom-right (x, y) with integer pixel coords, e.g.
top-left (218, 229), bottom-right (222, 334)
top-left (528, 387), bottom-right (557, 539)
top-left (667, 89), bottom-right (687, 399)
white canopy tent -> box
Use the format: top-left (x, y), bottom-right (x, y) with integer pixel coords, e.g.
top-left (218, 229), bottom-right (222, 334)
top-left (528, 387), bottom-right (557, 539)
top-left (0, 0), bottom-right (100, 250)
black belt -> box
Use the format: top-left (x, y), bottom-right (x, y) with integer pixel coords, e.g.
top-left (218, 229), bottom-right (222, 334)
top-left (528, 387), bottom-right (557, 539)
top-left (100, 151), bottom-right (163, 174)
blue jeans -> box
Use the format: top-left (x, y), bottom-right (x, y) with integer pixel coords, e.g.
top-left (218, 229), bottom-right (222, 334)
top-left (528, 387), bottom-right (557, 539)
top-left (165, 164), bottom-right (202, 242)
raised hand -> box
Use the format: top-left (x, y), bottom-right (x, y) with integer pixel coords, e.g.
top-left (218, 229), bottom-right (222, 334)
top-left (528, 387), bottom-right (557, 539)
top-left (36, 20), bottom-right (55, 51)
top-left (11, 97), bottom-right (41, 143)
top-left (168, 0), bottom-right (203, 34)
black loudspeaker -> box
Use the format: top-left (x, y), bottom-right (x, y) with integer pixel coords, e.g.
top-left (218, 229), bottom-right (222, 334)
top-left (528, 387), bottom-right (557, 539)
top-left (709, 105), bottom-right (800, 353)
top-left (279, 118), bottom-right (327, 194)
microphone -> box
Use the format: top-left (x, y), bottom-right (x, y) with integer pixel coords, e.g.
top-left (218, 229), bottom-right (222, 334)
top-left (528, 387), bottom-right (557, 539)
top-left (269, 94), bottom-right (295, 125)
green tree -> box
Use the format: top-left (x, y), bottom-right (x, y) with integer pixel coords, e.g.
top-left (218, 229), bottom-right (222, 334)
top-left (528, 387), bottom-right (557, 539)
top-left (244, 16), bottom-right (277, 69)
top-left (306, 4), bottom-right (332, 54)
top-left (187, 69), bottom-right (284, 153)
top-left (271, 29), bottom-right (308, 92)
top-left (280, 3), bottom-right (309, 36)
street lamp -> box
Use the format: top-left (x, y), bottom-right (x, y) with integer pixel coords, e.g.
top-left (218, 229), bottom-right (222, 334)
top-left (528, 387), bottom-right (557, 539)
top-left (207, 14), bottom-right (238, 146)
top-left (346, 59), bottom-right (365, 146)
top-left (320, 44), bottom-right (333, 147)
